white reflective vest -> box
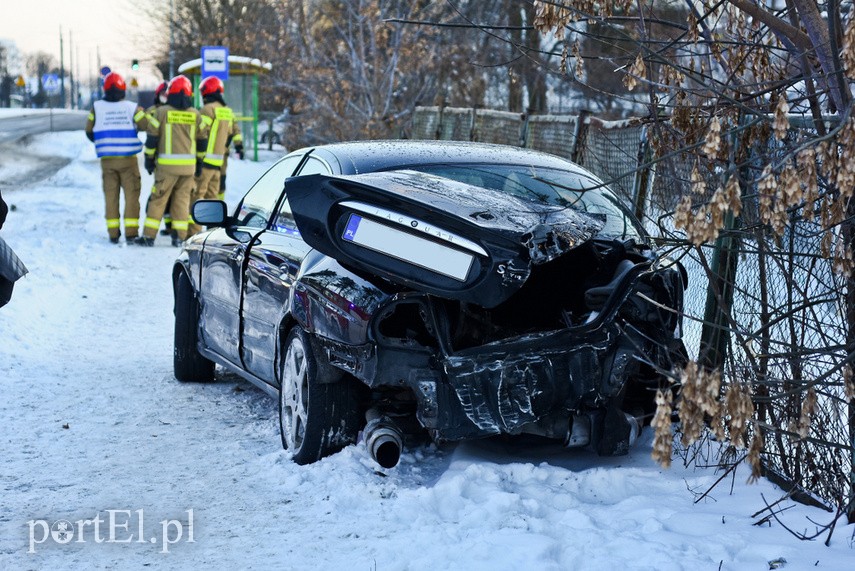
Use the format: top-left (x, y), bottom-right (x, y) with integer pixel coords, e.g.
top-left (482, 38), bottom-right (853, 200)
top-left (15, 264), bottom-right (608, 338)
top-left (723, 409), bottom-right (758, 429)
top-left (92, 100), bottom-right (143, 158)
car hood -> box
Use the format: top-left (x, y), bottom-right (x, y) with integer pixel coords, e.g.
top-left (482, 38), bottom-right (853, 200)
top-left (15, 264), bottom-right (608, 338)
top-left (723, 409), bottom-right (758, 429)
top-left (286, 170), bottom-right (604, 308)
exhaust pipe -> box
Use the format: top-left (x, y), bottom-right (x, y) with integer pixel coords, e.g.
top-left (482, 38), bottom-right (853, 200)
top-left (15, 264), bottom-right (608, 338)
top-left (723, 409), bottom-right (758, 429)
top-left (363, 409), bottom-right (403, 469)
top-left (624, 412), bottom-right (642, 448)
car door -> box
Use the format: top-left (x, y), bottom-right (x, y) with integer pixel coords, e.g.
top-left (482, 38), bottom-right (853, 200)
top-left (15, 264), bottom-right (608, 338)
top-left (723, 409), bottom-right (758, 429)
top-left (198, 155), bottom-right (304, 365)
top-left (241, 195), bottom-right (313, 383)
top-left (240, 153), bottom-right (333, 382)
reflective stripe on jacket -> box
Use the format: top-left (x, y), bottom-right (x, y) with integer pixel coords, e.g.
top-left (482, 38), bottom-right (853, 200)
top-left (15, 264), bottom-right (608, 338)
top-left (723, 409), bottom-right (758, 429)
top-left (91, 100), bottom-right (143, 158)
top-left (147, 106), bottom-right (206, 175)
top-left (200, 102), bottom-right (240, 167)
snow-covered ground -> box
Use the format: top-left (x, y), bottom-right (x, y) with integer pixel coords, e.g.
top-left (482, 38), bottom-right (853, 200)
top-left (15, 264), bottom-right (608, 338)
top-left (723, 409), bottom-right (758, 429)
top-left (0, 132), bottom-right (852, 569)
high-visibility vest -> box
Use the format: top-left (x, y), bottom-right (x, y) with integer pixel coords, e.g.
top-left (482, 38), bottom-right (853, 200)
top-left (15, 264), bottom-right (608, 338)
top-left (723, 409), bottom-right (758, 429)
top-left (92, 100), bottom-right (143, 158)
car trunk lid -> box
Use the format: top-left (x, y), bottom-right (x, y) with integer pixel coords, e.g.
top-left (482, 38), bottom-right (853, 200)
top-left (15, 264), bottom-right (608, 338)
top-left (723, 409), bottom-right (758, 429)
top-left (286, 170), bottom-right (604, 308)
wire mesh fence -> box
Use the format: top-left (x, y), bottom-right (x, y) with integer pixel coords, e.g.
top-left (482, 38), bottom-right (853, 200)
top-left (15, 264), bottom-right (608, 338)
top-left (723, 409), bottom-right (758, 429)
top-left (409, 105), bottom-right (853, 516)
top-left (524, 114), bottom-right (577, 159)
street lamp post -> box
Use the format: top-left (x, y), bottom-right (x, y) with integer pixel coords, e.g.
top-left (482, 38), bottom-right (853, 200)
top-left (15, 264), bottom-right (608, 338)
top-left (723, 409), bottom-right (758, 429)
top-left (59, 27), bottom-right (65, 108)
top-left (169, 0), bottom-right (175, 78)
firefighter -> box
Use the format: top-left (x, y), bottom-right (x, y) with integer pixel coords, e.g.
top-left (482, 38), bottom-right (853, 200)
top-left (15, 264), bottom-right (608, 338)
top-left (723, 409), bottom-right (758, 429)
top-left (145, 81), bottom-right (168, 119)
top-left (219, 151), bottom-right (229, 200)
top-left (142, 81), bottom-right (175, 236)
top-left (85, 72), bottom-right (147, 244)
top-left (188, 76), bottom-right (243, 235)
top-left (136, 75), bottom-right (208, 247)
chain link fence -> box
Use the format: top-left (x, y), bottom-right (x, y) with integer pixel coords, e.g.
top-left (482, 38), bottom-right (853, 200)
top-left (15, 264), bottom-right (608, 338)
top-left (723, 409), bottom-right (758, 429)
top-left (408, 105), bottom-right (853, 516)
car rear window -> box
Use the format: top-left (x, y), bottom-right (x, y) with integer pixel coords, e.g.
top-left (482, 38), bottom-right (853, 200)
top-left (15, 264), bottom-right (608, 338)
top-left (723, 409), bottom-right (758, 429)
top-left (409, 164), bottom-right (644, 240)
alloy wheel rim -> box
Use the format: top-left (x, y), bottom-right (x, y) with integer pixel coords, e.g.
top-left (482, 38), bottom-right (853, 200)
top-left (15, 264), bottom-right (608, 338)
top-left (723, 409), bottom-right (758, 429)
top-left (281, 336), bottom-right (308, 451)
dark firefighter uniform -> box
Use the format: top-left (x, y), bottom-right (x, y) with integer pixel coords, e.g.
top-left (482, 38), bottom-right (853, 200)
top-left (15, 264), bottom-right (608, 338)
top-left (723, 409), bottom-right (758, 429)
top-left (85, 72), bottom-right (146, 243)
top-left (137, 76), bottom-right (208, 246)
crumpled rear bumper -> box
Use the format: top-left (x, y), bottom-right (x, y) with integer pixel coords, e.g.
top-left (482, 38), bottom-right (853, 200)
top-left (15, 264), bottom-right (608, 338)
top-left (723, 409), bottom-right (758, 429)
top-left (416, 322), bottom-right (639, 442)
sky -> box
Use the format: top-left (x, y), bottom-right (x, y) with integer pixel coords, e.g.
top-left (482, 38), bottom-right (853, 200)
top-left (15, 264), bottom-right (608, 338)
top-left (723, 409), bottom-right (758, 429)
top-left (0, 120), bottom-right (853, 569)
top-left (0, 0), bottom-right (164, 88)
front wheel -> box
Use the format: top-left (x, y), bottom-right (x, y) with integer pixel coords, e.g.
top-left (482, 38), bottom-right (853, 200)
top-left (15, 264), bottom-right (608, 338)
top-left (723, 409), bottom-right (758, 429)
top-left (174, 271), bottom-right (215, 382)
top-left (278, 327), bottom-right (362, 464)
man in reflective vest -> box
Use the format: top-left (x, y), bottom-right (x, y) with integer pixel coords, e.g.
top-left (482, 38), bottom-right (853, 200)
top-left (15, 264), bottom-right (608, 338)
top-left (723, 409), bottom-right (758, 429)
top-left (188, 76), bottom-right (243, 236)
top-left (136, 75), bottom-right (208, 247)
top-left (85, 72), bottom-right (147, 244)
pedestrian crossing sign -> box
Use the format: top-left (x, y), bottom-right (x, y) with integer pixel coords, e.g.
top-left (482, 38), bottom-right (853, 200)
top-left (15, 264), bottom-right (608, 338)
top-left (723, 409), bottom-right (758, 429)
top-left (42, 74), bottom-right (60, 95)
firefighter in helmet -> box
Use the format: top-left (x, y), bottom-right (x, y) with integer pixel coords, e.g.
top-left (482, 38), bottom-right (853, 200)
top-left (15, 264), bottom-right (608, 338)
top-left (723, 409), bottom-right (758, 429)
top-left (188, 76), bottom-right (243, 236)
top-left (146, 81), bottom-right (168, 117)
top-left (136, 75), bottom-right (208, 247)
top-left (85, 72), bottom-right (147, 244)
top-left (142, 81), bottom-right (175, 235)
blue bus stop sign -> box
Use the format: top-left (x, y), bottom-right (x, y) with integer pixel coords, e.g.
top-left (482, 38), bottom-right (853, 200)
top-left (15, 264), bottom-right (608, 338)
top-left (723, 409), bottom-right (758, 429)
top-left (201, 46), bottom-right (229, 81)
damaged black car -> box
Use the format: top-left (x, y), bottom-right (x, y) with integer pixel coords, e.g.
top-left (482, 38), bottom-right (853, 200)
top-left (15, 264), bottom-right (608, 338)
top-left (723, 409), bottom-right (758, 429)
top-left (173, 141), bottom-right (686, 467)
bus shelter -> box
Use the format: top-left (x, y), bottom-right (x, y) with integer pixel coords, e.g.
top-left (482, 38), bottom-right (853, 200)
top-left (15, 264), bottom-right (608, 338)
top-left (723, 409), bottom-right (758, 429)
top-left (177, 55), bottom-right (272, 161)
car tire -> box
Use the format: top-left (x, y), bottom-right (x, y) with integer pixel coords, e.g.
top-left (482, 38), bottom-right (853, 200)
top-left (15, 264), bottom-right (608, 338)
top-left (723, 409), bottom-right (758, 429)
top-left (174, 271), bottom-right (215, 382)
top-left (261, 130), bottom-right (281, 145)
top-left (279, 327), bottom-right (362, 465)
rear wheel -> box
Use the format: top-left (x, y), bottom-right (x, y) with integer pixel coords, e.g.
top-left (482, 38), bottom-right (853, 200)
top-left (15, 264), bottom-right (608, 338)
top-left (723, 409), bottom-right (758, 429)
top-left (174, 271), bottom-right (215, 382)
top-left (260, 130), bottom-right (281, 145)
top-left (278, 327), bottom-right (362, 464)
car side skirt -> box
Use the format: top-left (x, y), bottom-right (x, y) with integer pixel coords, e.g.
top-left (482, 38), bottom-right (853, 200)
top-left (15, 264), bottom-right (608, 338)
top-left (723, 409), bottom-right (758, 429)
top-left (198, 346), bottom-right (278, 398)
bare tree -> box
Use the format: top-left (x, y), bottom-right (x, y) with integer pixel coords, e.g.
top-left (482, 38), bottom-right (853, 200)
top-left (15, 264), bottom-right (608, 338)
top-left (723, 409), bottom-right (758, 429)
top-left (144, 1), bottom-right (282, 84)
top-left (530, 0), bottom-right (855, 527)
top-left (262, 0), bottom-right (453, 145)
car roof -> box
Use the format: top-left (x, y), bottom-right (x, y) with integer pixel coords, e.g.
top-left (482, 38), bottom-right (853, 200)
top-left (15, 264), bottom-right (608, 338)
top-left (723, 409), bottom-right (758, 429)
top-left (292, 140), bottom-right (599, 177)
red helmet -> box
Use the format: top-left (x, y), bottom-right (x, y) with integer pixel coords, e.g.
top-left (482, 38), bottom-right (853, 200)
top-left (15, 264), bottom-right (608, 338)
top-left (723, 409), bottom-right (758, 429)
top-left (103, 72), bottom-right (126, 92)
top-left (154, 81), bottom-right (168, 100)
top-left (200, 76), bottom-right (224, 96)
top-left (168, 75), bottom-right (193, 96)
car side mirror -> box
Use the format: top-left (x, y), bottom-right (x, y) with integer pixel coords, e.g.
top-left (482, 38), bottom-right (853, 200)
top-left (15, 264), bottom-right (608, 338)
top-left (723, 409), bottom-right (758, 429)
top-left (192, 200), bottom-right (228, 226)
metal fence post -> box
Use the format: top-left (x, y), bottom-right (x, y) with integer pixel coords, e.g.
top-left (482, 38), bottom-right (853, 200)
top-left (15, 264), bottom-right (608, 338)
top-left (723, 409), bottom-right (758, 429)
top-left (850, 394), bottom-right (854, 523)
top-left (699, 211), bottom-right (740, 370)
top-left (519, 112), bottom-right (529, 147)
top-left (435, 101), bottom-right (445, 140)
top-left (632, 124), bottom-right (652, 221)
top-left (570, 110), bottom-right (590, 164)
top-left (698, 116), bottom-right (743, 372)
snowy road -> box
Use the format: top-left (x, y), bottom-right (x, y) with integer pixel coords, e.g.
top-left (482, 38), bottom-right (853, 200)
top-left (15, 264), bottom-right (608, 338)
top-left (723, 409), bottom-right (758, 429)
top-left (0, 132), bottom-right (852, 569)
top-left (0, 109), bottom-right (86, 144)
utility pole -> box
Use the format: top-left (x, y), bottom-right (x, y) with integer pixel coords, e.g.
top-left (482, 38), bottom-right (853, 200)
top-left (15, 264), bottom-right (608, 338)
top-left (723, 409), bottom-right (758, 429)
top-left (59, 27), bottom-right (65, 108)
top-left (69, 30), bottom-right (74, 109)
top-left (96, 46), bottom-right (102, 99)
top-left (76, 44), bottom-right (81, 109)
top-left (169, 0), bottom-right (175, 78)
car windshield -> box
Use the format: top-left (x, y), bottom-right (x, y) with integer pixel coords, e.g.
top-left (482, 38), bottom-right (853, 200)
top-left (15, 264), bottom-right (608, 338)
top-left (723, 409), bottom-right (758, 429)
top-left (410, 164), bottom-right (644, 240)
